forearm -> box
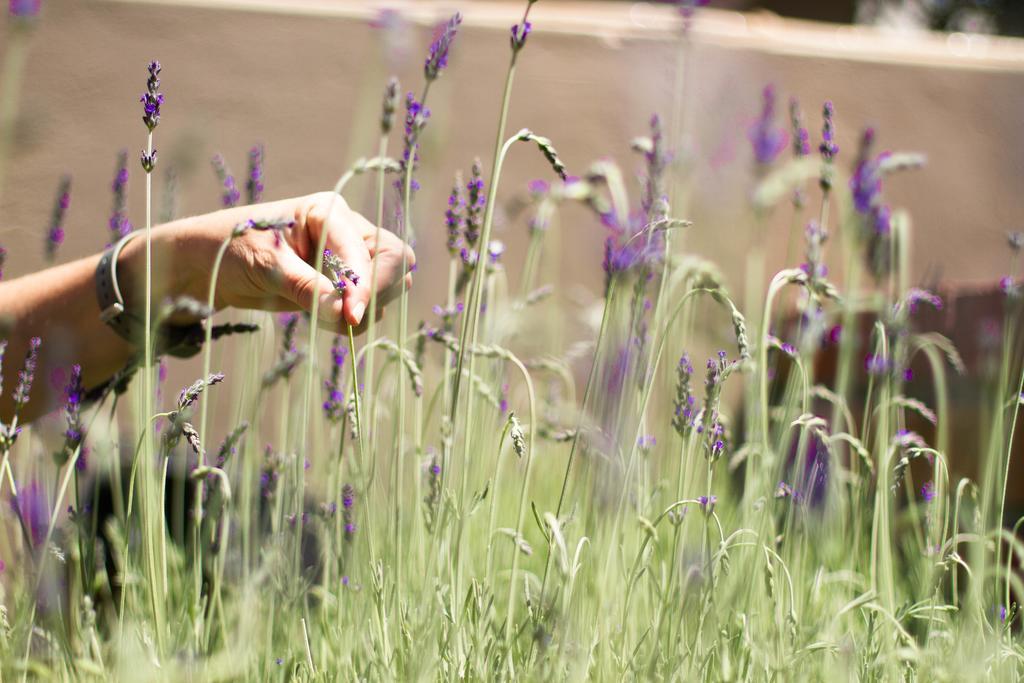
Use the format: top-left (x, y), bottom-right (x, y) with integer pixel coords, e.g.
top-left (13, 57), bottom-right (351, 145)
top-left (0, 191), bottom-right (408, 424)
top-left (0, 198), bottom-right (302, 423)
top-left (0, 253), bottom-right (134, 423)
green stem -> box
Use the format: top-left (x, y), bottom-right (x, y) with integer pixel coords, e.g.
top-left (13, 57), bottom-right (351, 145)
top-left (502, 353), bottom-right (538, 646)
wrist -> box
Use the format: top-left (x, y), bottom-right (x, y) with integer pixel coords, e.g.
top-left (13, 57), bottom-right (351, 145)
top-left (117, 226), bottom-right (209, 324)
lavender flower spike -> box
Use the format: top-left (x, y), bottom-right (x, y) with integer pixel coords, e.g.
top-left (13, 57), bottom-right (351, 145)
top-left (108, 150), bottom-right (132, 243)
top-left (322, 335), bottom-right (347, 421)
top-left (140, 60), bottom-right (163, 132)
top-left (789, 97), bottom-right (810, 158)
top-left (9, 0), bottom-right (40, 18)
top-left (444, 172), bottom-right (464, 256)
top-left (464, 159), bottom-right (485, 247)
top-left (819, 101), bottom-right (838, 191)
top-left (381, 77), bottom-right (400, 135)
top-left (323, 248), bottom-right (360, 292)
top-left (399, 91), bottom-right (431, 180)
top-left (211, 153), bottom-right (241, 208)
top-left (819, 101), bottom-right (839, 162)
top-left (45, 175), bottom-right (71, 263)
top-left (424, 13), bottom-right (462, 81)
top-left (341, 483), bottom-right (357, 541)
top-left (748, 85), bottom-right (788, 168)
top-left (13, 336), bottom-right (41, 412)
top-left (55, 364), bottom-right (84, 467)
top-left (246, 144), bottom-right (265, 205)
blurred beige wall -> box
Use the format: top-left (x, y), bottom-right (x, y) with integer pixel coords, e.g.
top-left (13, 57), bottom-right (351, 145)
top-left (1, 0), bottom-right (1022, 353)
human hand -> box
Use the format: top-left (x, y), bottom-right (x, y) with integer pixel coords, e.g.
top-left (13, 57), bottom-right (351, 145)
top-left (121, 192), bottom-right (415, 331)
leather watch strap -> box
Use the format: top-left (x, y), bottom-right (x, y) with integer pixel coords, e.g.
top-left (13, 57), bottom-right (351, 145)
top-left (95, 231), bottom-right (205, 359)
top-left (95, 231), bottom-right (141, 343)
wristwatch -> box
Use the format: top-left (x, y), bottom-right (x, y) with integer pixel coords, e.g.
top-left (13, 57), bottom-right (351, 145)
top-left (95, 231), bottom-right (204, 359)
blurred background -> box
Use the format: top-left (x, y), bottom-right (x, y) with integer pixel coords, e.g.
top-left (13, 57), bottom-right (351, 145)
top-left (1, 0), bottom-right (1022, 496)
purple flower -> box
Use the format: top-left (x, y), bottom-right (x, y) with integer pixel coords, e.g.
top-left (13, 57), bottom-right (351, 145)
top-left (698, 352), bottom-right (733, 461)
top-left (323, 335), bottom-right (347, 421)
top-left (55, 364), bottom-right (84, 467)
top-left (108, 150), bottom-right (132, 244)
top-left (819, 101), bottom-right (839, 191)
top-left (637, 434), bottom-right (656, 451)
top-left (510, 21), bottom-right (532, 51)
top-left (8, 0), bottom-right (40, 18)
top-left (748, 85), bottom-right (788, 168)
top-left (672, 353), bottom-right (697, 437)
top-left (464, 159), bottom-right (485, 247)
top-left (322, 248), bottom-right (360, 291)
top-left (341, 483), bottom-right (357, 542)
top-left (444, 173), bottom-right (464, 256)
top-left (864, 353), bottom-right (891, 376)
top-left (819, 101), bottom-right (839, 162)
top-left (851, 130), bottom-right (883, 217)
top-left (246, 144), bottom-right (265, 205)
top-left (601, 224), bottom-right (664, 291)
top-left (999, 605), bottom-right (1008, 623)
top-left (140, 60), bottom-right (163, 132)
top-left (697, 494), bottom-right (717, 513)
top-left (424, 13), bottom-right (462, 81)
top-left (902, 288), bottom-right (943, 314)
top-left (211, 154), bottom-right (240, 208)
top-left (10, 480), bottom-right (49, 548)
top-left (44, 175), bottom-right (70, 262)
top-left (398, 92), bottom-right (430, 184)
top-left (920, 481), bottom-right (935, 503)
top-left (850, 127), bottom-right (896, 278)
top-left (13, 337), bottom-right (41, 412)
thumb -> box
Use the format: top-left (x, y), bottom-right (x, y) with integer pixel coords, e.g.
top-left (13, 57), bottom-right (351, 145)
top-left (277, 248), bottom-right (344, 323)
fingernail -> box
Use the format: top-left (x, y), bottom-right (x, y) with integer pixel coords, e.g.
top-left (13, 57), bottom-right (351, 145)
top-left (352, 302), bottom-right (366, 324)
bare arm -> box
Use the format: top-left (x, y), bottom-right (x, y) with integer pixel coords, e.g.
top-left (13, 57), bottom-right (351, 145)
top-left (0, 192), bottom-right (414, 423)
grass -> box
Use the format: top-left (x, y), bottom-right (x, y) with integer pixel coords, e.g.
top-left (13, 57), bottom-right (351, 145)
top-left (1, 2), bottom-right (1024, 680)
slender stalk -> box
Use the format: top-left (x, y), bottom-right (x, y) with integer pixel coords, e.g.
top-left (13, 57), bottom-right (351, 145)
top-left (446, 55), bottom-right (519, 481)
top-left (193, 233), bottom-right (233, 622)
top-left (364, 133), bottom-right (388, 468)
top-left (502, 354), bottom-right (537, 642)
top-left (140, 128), bottom-right (166, 654)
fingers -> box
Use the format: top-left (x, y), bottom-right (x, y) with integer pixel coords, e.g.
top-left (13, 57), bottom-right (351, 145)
top-left (305, 198), bottom-right (384, 327)
top-left (276, 248), bottom-right (345, 323)
top-left (299, 193), bottom-right (415, 328)
top-left (349, 211), bottom-right (417, 295)
top-left (375, 272), bottom-right (414, 309)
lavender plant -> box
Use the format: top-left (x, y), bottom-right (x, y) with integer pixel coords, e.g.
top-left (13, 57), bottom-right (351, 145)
top-left (2, 3), bottom-right (1024, 682)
